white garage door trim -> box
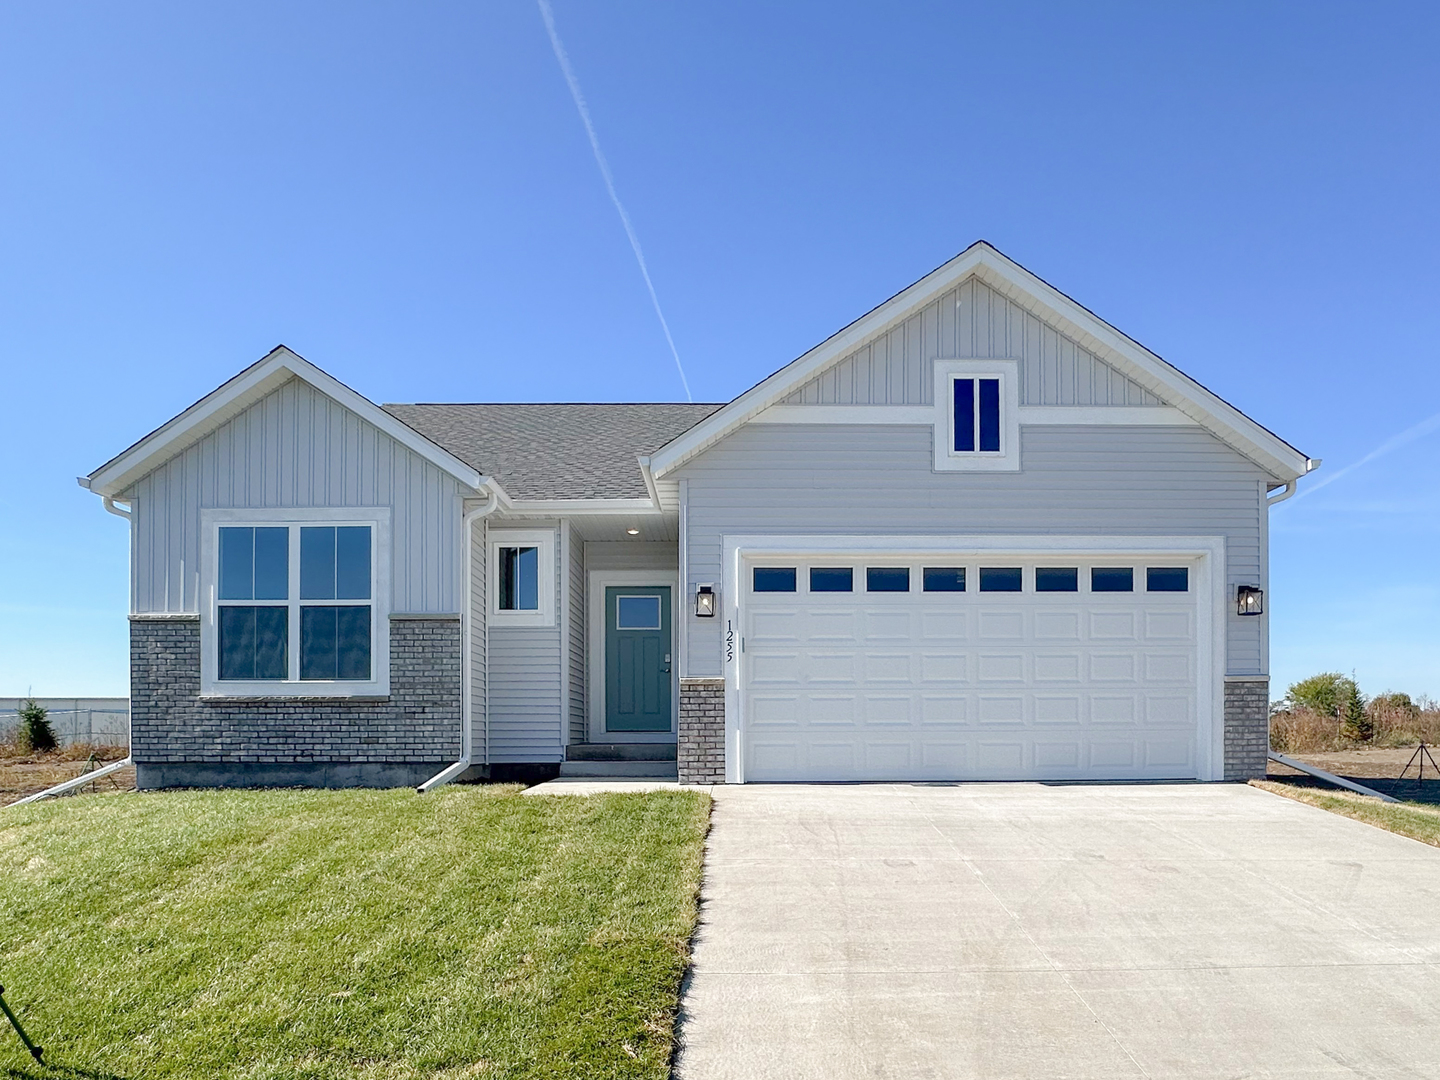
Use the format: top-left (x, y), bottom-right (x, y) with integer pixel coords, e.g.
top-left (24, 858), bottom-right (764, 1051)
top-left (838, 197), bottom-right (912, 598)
top-left (720, 534), bottom-right (1227, 783)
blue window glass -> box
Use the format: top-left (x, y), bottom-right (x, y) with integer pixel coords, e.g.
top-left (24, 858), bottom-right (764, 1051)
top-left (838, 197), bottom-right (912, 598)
top-left (301, 606), bottom-right (371, 680)
top-left (979, 567), bottom-right (1022, 592)
top-left (1091, 567), bottom-right (1134, 592)
top-left (978, 378), bottom-right (1001, 452)
top-left (1147, 567), bottom-right (1189, 592)
top-left (1035, 567), bottom-right (1078, 592)
top-left (616, 595), bottom-right (662, 629)
top-left (753, 567), bottom-right (796, 592)
top-left (810, 567), bottom-right (853, 592)
top-left (300, 527), bottom-right (336, 600)
top-left (218, 605), bottom-right (287, 680)
top-left (498, 546), bottom-right (539, 610)
top-left (336, 527), bottom-right (371, 600)
top-left (923, 567), bottom-right (965, 592)
top-left (219, 527), bottom-right (288, 600)
top-left (953, 378), bottom-right (975, 452)
top-left (866, 567), bottom-right (910, 592)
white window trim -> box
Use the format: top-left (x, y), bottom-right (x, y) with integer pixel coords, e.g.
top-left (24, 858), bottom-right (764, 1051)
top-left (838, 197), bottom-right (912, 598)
top-left (932, 358), bottom-right (1021, 472)
top-left (489, 528), bottom-right (556, 628)
top-left (200, 507), bottom-right (392, 698)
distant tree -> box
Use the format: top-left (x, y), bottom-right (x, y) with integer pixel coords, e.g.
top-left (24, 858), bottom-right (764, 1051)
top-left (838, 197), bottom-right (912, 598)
top-left (1286, 673), bottom-right (1359, 717)
top-left (1369, 691), bottom-right (1421, 719)
top-left (16, 698), bottom-right (57, 753)
top-left (1342, 687), bottom-right (1373, 742)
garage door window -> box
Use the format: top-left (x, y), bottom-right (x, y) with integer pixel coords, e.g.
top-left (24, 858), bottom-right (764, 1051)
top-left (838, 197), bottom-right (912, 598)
top-left (810, 567), bottom-right (853, 592)
top-left (1035, 567), bottom-right (1078, 592)
top-left (922, 567), bottom-right (966, 592)
top-left (1147, 567), bottom-right (1189, 592)
top-left (979, 567), bottom-right (1022, 592)
top-left (1092, 567), bottom-right (1134, 592)
top-left (866, 567), bottom-right (910, 592)
top-left (753, 567), bottom-right (797, 592)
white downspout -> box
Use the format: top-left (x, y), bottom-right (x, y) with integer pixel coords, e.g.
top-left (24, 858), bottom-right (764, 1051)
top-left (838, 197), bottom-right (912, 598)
top-left (1267, 458), bottom-right (1321, 506)
top-left (418, 488), bottom-right (499, 794)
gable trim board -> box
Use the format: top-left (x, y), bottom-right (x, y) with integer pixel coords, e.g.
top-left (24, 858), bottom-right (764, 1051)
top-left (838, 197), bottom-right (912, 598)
top-left (82, 346), bottom-right (485, 499)
top-left (648, 242), bottom-right (1313, 484)
top-left (752, 405), bottom-right (1194, 426)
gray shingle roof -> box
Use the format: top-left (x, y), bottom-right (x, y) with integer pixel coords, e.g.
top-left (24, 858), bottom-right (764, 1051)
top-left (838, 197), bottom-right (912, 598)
top-left (382, 403), bottom-right (724, 500)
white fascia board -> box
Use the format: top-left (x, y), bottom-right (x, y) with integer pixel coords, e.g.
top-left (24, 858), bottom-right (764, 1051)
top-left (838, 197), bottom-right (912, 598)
top-left (85, 346), bottom-right (484, 497)
top-left (649, 242), bottom-right (1310, 483)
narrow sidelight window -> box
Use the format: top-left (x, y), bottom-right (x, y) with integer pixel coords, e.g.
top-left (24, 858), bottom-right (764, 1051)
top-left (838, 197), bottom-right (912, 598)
top-left (866, 567), bottom-right (910, 592)
top-left (923, 567), bottom-right (966, 592)
top-left (954, 376), bottom-right (1002, 453)
top-left (809, 567), bottom-right (853, 593)
top-left (1091, 567), bottom-right (1134, 592)
top-left (498, 546), bottom-right (540, 610)
top-left (979, 567), bottom-right (1022, 592)
top-left (752, 567), bottom-right (797, 593)
top-left (1147, 567), bottom-right (1189, 592)
top-left (1035, 567), bottom-right (1079, 592)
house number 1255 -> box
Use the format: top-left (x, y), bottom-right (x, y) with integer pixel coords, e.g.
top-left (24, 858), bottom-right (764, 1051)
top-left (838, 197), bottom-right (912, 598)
top-left (725, 620), bottom-right (735, 664)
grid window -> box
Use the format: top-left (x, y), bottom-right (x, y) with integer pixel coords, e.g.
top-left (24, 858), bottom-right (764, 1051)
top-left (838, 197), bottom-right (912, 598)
top-left (953, 376), bottom-right (1002, 453)
top-left (497, 546), bottom-right (540, 610)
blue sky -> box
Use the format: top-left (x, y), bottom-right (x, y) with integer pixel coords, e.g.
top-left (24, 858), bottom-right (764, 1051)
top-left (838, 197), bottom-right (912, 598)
top-left (2, 2), bottom-right (1437, 701)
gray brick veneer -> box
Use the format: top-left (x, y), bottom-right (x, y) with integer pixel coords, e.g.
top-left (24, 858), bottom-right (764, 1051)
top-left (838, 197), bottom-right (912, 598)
top-left (130, 615), bottom-right (461, 788)
top-left (1224, 678), bottom-right (1270, 780)
top-left (678, 678), bottom-right (725, 785)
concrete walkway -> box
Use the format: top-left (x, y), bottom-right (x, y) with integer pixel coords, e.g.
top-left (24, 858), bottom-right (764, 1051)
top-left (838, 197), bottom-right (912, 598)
top-left (675, 783), bottom-right (1440, 1079)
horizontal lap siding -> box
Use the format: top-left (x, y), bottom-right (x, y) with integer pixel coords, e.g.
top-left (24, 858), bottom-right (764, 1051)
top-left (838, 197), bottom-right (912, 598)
top-left (783, 276), bottom-right (1164, 407)
top-left (487, 529), bottom-right (564, 762)
top-left (679, 423), bottom-right (1266, 677)
top-left (469, 514), bottom-right (487, 762)
top-left (127, 377), bottom-right (463, 615)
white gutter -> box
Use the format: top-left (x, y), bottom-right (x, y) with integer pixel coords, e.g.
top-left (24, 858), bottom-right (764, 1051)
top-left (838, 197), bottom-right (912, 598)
top-left (1266, 458), bottom-right (1321, 506)
top-left (9, 757), bottom-right (133, 807)
top-left (102, 496), bottom-right (132, 519)
top-left (418, 487), bottom-right (500, 793)
top-left (637, 456), bottom-right (662, 512)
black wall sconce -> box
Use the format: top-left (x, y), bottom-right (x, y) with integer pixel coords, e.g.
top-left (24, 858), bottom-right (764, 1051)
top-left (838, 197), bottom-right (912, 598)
top-left (1236, 585), bottom-right (1263, 616)
top-left (694, 584), bottom-right (717, 618)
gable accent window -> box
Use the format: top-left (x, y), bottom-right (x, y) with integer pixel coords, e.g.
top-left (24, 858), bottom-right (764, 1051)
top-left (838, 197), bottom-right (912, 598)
top-left (202, 508), bottom-right (391, 698)
top-left (933, 359), bottom-right (1021, 472)
top-left (489, 529), bottom-right (556, 627)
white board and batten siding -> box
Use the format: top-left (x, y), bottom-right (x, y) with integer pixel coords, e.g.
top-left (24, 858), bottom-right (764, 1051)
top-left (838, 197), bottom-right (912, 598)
top-left (678, 423), bottom-right (1270, 680)
top-left (782, 275), bottom-right (1166, 408)
top-left (125, 377), bottom-right (464, 615)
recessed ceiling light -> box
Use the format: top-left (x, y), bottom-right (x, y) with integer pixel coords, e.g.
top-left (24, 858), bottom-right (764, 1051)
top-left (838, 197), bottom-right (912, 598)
top-left (626, 527), bottom-right (640, 536)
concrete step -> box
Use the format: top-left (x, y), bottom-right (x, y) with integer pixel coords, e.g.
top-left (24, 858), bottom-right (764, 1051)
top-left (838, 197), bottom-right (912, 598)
top-left (559, 760), bottom-right (679, 779)
top-left (565, 743), bottom-right (677, 762)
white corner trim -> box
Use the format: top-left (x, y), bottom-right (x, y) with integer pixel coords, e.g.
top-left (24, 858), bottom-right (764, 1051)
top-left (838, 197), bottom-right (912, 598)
top-left (586, 570), bottom-right (680, 743)
top-left (85, 347), bottom-right (483, 497)
top-left (718, 533), bottom-right (1228, 784)
top-left (488, 527), bottom-right (557, 628)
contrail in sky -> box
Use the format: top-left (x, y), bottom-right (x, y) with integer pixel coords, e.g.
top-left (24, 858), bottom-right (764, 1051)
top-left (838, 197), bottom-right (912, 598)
top-left (1290, 407), bottom-right (1440, 501)
top-left (536, 0), bottom-right (693, 402)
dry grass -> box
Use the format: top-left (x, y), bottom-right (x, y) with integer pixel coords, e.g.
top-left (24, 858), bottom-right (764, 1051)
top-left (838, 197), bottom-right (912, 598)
top-left (0, 742), bottom-right (131, 803)
top-left (1251, 779), bottom-right (1440, 848)
top-left (1270, 703), bottom-right (1440, 754)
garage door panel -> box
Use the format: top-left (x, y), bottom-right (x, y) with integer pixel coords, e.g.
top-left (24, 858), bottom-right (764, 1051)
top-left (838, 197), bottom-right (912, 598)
top-left (977, 653), bottom-right (1025, 682)
top-left (921, 696), bottom-right (968, 724)
top-left (742, 551), bottom-right (1201, 782)
top-left (979, 610), bottom-right (1025, 639)
top-left (921, 653), bottom-right (968, 683)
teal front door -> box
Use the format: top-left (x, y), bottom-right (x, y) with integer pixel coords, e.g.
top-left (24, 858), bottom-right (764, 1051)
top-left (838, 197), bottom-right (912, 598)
top-left (605, 586), bottom-right (672, 732)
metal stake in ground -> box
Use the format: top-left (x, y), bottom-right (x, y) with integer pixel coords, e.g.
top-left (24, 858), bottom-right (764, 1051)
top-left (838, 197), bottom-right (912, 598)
top-left (0, 985), bottom-right (43, 1064)
top-left (1399, 742), bottom-right (1440, 789)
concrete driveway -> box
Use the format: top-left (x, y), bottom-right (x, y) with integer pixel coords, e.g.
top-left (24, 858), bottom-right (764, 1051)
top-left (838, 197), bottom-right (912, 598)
top-left (674, 783), bottom-right (1440, 1079)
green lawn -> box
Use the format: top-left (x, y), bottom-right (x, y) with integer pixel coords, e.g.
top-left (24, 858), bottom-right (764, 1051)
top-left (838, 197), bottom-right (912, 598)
top-left (1251, 778), bottom-right (1440, 847)
top-left (0, 785), bottom-right (710, 1079)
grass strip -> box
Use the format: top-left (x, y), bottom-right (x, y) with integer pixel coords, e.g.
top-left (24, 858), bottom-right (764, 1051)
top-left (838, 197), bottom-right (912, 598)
top-left (0, 785), bottom-right (710, 1079)
top-left (1250, 778), bottom-right (1440, 847)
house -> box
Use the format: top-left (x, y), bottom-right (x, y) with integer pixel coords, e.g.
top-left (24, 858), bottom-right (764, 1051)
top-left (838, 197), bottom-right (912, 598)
top-left (81, 242), bottom-right (1314, 789)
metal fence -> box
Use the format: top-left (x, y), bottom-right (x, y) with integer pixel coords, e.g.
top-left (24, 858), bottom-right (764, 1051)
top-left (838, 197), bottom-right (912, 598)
top-left (0, 698), bottom-right (129, 748)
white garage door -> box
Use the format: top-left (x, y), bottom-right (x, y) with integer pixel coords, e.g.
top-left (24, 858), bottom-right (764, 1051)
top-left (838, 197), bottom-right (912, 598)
top-left (741, 554), bottom-right (1202, 782)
